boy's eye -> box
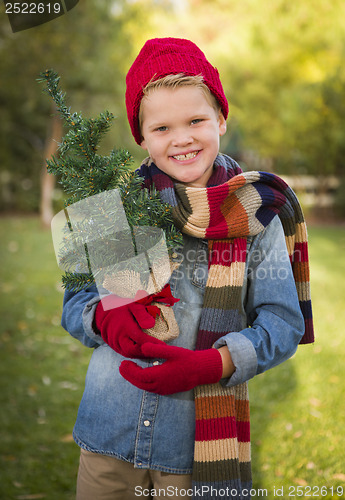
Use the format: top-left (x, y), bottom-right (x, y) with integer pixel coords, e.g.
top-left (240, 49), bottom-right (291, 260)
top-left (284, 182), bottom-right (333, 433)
top-left (155, 126), bottom-right (168, 132)
top-left (191, 119), bottom-right (203, 125)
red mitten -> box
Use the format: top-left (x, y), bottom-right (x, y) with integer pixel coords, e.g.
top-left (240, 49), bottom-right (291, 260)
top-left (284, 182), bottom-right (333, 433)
top-left (119, 343), bottom-right (223, 395)
top-left (94, 293), bottom-right (163, 358)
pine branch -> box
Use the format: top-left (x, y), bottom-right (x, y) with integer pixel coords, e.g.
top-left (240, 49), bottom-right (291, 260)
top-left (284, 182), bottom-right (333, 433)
top-left (61, 272), bottom-right (94, 292)
top-left (38, 69), bottom-right (131, 204)
top-left (39, 69), bottom-right (182, 293)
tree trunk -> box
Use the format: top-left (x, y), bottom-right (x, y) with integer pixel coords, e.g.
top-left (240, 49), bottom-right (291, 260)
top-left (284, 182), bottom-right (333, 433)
top-left (40, 105), bottom-right (63, 228)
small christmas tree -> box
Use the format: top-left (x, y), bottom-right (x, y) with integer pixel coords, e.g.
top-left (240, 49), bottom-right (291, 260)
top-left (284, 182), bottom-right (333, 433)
top-left (38, 69), bottom-right (182, 293)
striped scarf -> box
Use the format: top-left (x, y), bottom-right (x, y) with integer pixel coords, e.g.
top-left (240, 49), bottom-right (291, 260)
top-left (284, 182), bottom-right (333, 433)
top-left (138, 154), bottom-right (314, 499)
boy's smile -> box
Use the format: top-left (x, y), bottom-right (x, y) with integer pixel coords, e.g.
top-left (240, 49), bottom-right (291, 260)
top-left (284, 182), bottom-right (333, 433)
top-left (140, 86), bottom-right (227, 188)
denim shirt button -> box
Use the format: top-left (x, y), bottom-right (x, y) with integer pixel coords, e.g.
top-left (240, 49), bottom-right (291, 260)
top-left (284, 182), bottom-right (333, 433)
top-left (144, 420), bottom-right (150, 427)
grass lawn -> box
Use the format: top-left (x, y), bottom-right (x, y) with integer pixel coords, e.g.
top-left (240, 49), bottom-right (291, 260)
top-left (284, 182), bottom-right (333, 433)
top-left (1, 216), bottom-right (345, 499)
top-left (249, 225), bottom-right (345, 498)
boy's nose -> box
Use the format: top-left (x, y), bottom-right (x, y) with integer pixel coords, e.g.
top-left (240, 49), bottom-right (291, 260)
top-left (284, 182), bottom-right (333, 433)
top-left (171, 130), bottom-right (193, 148)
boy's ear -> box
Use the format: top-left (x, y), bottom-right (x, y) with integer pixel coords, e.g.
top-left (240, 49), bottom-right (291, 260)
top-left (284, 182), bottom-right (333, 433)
top-left (140, 138), bottom-right (147, 150)
top-left (218, 112), bottom-right (227, 136)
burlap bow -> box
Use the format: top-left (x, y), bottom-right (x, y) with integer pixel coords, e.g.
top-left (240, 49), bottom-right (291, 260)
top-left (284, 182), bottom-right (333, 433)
top-left (102, 269), bottom-right (180, 342)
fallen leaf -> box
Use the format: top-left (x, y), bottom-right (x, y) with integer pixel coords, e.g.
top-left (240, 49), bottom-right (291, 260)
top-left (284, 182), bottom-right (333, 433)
top-left (42, 376), bottom-right (51, 386)
top-left (309, 397), bottom-right (321, 407)
top-left (333, 473), bottom-right (345, 481)
top-left (310, 408), bottom-right (322, 418)
top-left (58, 381), bottom-right (78, 391)
top-left (8, 241), bottom-right (19, 252)
top-left (27, 386), bottom-right (37, 397)
top-left (294, 478), bottom-right (308, 486)
top-left (60, 434), bottom-right (74, 443)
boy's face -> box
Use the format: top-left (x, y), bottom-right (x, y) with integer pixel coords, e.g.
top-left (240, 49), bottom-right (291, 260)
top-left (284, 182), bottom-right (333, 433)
top-left (140, 86), bottom-right (227, 188)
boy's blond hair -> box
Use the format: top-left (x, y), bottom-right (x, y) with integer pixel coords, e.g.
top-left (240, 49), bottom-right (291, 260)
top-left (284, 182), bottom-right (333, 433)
top-left (138, 73), bottom-right (221, 133)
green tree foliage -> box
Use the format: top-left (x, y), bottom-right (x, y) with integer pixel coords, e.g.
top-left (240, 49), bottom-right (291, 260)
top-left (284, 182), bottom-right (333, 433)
top-left (152, 0), bottom-right (345, 176)
top-left (2, 0), bottom-right (345, 214)
top-left (0, 0), bottom-right (139, 212)
top-left (38, 69), bottom-right (182, 291)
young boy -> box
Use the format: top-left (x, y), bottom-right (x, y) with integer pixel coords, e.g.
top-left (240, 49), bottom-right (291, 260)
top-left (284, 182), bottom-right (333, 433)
top-left (61, 38), bottom-right (313, 500)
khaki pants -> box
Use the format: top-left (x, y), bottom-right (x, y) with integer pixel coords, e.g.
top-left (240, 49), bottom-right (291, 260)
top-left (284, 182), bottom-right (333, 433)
top-left (76, 449), bottom-right (192, 500)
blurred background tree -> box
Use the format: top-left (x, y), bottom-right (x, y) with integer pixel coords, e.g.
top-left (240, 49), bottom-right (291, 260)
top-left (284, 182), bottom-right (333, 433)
top-left (0, 0), bottom-right (142, 220)
top-left (1, 0), bottom-right (344, 220)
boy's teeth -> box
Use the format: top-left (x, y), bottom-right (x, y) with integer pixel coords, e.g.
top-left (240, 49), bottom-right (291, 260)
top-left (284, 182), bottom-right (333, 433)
top-left (173, 151), bottom-right (198, 161)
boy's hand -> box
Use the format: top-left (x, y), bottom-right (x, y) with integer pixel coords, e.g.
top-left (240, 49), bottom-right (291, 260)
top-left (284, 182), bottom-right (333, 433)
top-left (119, 343), bottom-right (223, 395)
top-left (94, 294), bottom-right (163, 358)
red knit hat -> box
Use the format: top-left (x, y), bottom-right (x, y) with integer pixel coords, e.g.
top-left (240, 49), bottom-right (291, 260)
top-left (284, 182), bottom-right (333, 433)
top-left (125, 37), bottom-right (229, 144)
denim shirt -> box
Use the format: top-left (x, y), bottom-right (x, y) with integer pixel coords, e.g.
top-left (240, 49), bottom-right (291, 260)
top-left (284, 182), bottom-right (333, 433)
top-left (61, 216), bottom-right (304, 473)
